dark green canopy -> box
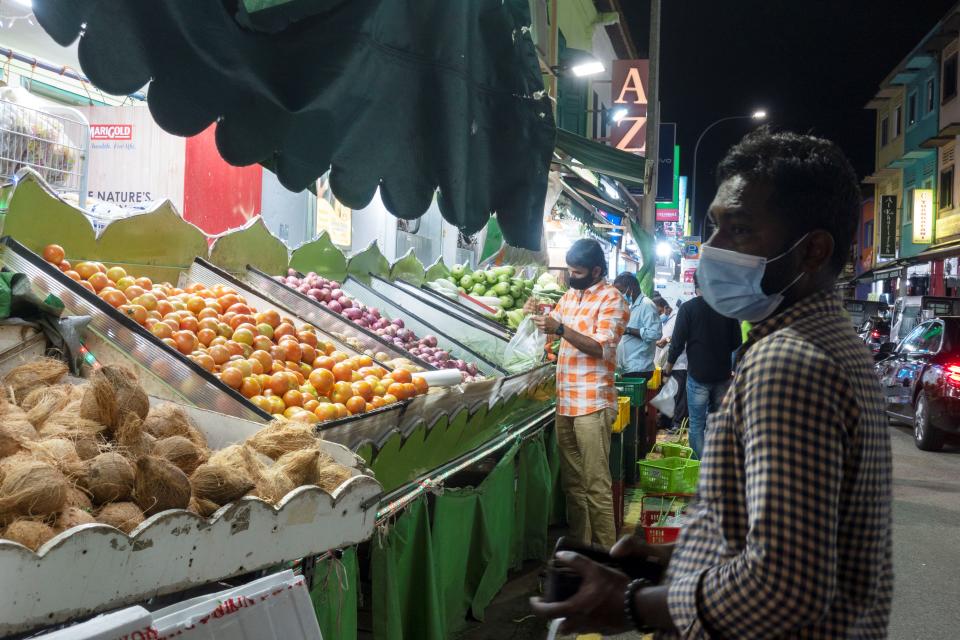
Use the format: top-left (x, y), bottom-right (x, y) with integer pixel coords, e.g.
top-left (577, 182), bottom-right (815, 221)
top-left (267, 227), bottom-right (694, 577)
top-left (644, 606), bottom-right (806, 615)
top-left (34, 0), bottom-right (555, 250)
top-left (554, 128), bottom-right (646, 189)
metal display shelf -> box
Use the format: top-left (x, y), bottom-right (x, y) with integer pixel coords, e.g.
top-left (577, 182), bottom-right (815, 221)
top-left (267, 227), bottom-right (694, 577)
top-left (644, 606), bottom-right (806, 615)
top-left (241, 265), bottom-right (434, 371)
top-left (0, 237), bottom-right (268, 422)
top-left (393, 277), bottom-right (515, 340)
top-left (341, 276), bottom-right (507, 377)
top-left (366, 275), bottom-right (512, 367)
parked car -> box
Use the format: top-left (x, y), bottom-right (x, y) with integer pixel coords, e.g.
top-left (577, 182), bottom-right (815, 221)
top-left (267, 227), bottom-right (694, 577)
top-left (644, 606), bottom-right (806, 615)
top-left (889, 296), bottom-right (960, 345)
top-left (875, 317), bottom-right (960, 451)
top-left (859, 316), bottom-right (890, 354)
top-left (843, 299), bottom-right (888, 331)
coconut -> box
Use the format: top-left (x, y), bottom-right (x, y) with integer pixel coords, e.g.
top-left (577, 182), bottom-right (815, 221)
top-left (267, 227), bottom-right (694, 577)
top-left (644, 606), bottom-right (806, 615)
top-left (274, 449), bottom-right (322, 486)
top-left (0, 461), bottom-right (68, 522)
top-left (80, 365), bottom-right (149, 431)
top-left (188, 496), bottom-right (221, 518)
top-left (64, 485), bottom-right (93, 511)
top-left (254, 468), bottom-right (296, 505)
top-left (142, 404), bottom-right (207, 448)
top-left (3, 358), bottom-right (68, 405)
top-left (115, 414), bottom-right (154, 460)
top-left (315, 462), bottom-right (354, 493)
top-left (246, 419), bottom-right (318, 460)
top-left (55, 506), bottom-right (96, 532)
top-left (22, 385), bottom-right (73, 428)
top-left (190, 463), bottom-right (255, 505)
top-left (24, 438), bottom-right (85, 480)
top-left (0, 421), bottom-right (38, 458)
top-left (154, 436), bottom-right (207, 476)
top-left (2, 519), bottom-right (57, 551)
top-left (73, 437), bottom-right (102, 461)
top-left (96, 502), bottom-right (144, 534)
top-left (0, 451), bottom-right (33, 484)
top-left (37, 410), bottom-right (107, 441)
top-left (207, 445), bottom-right (267, 484)
top-left (133, 456), bottom-right (191, 516)
top-left (83, 452), bottom-right (135, 504)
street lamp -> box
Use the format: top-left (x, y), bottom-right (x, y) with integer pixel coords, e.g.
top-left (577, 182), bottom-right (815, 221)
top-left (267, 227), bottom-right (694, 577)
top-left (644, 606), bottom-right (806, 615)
top-left (551, 49), bottom-right (605, 78)
top-left (691, 110), bottom-right (768, 236)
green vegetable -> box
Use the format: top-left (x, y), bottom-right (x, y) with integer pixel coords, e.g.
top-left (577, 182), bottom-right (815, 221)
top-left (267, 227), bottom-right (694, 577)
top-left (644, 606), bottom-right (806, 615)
top-left (493, 282), bottom-right (511, 295)
top-left (471, 283), bottom-right (488, 296)
top-left (460, 275), bottom-right (475, 289)
top-left (499, 295), bottom-right (514, 309)
top-left (505, 309), bottom-right (526, 330)
top-left (497, 273), bottom-right (511, 284)
top-left (509, 284), bottom-right (523, 299)
top-left (450, 264), bottom-right (467, 279)
top-left (485, 271), bottom-right (499, 285)
top-left (457, 287), bottom-right (466, 294)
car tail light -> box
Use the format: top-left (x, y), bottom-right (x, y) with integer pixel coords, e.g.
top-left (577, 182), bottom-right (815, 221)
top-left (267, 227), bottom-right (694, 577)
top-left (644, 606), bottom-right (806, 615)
top-left (871, 330), bottom-right (881, 338)
top-left (947, 365), bottom-right (960, 387)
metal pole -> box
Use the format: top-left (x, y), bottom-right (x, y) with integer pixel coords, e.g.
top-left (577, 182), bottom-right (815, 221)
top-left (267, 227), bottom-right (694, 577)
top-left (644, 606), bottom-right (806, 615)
top-left (691, 115), bottom-right (755, 235)
top-left (643, 0), bottom-right (661, 234)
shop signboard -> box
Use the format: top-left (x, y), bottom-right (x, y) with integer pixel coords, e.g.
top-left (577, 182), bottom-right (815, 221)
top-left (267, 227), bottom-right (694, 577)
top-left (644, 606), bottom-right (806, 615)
top-left (610, 59), bottom-right (649, 154)
top-left (315, 173), bottom-right (352, 247)
top-left (655, 146), bottom-right (681, 221)
top-left (656, 123), bottom-right (677, 201)
top-left (878, 195), bottom-right (898, 258)
top-left (912, 189), bottom-right (934, 244)
top-left (680, 236), bottom-right (701, 298)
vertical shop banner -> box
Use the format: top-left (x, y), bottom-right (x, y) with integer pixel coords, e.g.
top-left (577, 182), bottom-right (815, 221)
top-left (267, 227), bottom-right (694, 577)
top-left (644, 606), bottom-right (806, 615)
top-left (316, 174), bottom-right (352, 247)
top-left (610, 60), bottom-right (649, 154)
top-left (656, 124), bottom-right (677, 201)
top-left (680, 236), bottom-right (701, 298)
top-left (912, 189), bottom-right (934, 244)
top-left (80, 107), bottom-right (186, 211)
top-left (878, 195), bottom-right (898, 258)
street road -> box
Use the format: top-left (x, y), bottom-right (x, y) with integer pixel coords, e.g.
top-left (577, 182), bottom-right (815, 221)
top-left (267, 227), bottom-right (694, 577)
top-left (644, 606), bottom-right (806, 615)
top-left (888, 424), bottom-right (960, 639)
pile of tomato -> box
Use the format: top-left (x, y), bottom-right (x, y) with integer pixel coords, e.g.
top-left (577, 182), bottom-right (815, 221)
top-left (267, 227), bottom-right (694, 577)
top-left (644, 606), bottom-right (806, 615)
top-left (41, 244), bottom-right (428, 424)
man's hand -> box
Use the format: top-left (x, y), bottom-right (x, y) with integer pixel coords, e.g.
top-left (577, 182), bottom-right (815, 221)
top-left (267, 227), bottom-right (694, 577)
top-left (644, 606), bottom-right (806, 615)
top-left (656, 337), bottom-right (669, 349)
top-left (662, 363), bottom-right (673, 377)
top-left (533, 314), bottom-right (560, 335)
top-left (611, 535), bottom-right (674, 568)
top-left (529, 552), bottom-right (632, 635)
top-left (523, 297), bottom-right (538, 315)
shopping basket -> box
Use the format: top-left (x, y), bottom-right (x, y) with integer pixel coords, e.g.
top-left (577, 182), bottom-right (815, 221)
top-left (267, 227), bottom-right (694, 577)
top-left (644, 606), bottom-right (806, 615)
top-left (640, 495), bottom-right (685, 544)
top-left (611, 396), bottom-right (631, 433)
top-left (615, 375), bottom-right (646, 407)
top-left (658, 442), bottom-right (693, 459)
top-left (638, 456), bottom-right (700, 494)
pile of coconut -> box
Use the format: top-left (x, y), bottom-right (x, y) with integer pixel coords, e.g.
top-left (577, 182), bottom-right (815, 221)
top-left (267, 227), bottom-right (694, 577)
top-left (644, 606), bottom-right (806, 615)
top-left (0, 359), bottom-right (356, 551)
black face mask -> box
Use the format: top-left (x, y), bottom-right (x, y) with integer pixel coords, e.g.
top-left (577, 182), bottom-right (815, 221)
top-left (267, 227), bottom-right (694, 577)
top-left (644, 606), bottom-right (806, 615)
top-left (569, 269), bottom-right (599, 290)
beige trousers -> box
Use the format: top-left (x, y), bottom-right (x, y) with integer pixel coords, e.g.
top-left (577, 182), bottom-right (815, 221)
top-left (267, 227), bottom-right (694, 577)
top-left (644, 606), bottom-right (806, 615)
top-left (555, 407), bottom-right (617, 548)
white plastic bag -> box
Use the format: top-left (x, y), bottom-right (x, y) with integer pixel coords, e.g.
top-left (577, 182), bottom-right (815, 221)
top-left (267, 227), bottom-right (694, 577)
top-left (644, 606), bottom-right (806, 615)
top-left (502, 315), bottom-right (546, 373)
top-left (650, 376), bottom-right (679, 418)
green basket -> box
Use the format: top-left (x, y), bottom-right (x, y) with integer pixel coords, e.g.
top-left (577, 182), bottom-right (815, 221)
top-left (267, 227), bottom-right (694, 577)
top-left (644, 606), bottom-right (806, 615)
top-left (659, 442), bottom-right (693, 459)
top-left (638, 457), bottom-right (700, 494)
top-left (615, 375), bottom-right (646, 407)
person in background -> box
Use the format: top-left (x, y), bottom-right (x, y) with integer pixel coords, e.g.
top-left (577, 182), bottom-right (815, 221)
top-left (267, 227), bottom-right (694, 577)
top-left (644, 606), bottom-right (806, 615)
top-left (655, 297), bottom-right (688, 432)
top-left (613, 273), bottom-right (662, 384)
top-left (663, 273), bottom-right (741, 458)
top-left (653, 295), bottom-right (672, 324)
top-left (531, 129), bottom-right (892, 639)
top-left (523, 239), bottom-right (629, 547)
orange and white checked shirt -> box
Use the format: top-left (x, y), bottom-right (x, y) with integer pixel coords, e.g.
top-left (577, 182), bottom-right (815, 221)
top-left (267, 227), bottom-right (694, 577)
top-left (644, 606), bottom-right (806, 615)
top-left (550, 280), bottom-right (629, 417)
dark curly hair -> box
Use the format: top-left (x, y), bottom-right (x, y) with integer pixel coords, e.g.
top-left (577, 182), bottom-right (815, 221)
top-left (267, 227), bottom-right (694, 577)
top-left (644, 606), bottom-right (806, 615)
top-left (566, 239), bottom-right (608, 276)
top-left (716, 127), bottom-right (861, 274)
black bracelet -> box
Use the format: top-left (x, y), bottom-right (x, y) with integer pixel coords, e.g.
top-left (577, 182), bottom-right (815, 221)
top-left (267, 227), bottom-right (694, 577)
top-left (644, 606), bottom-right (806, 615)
top-left (624, 578), bottom-right (656, 633)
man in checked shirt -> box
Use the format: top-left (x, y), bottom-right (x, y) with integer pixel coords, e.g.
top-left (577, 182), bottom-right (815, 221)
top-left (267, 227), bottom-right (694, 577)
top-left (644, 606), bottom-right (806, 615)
top-left (524, 238), bottom-right (629, 548)
top-left (532, 129), bottom-right (893, 638)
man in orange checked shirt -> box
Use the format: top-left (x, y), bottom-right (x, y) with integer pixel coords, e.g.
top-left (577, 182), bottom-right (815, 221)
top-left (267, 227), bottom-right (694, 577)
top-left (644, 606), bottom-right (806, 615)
top-left (524, 239), bottom-right (629, 547)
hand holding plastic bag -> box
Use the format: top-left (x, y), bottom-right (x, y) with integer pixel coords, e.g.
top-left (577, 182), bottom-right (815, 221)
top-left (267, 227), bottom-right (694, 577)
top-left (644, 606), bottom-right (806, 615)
top-left (649, 376), bottom-right (679, 418)
top-left (502, 315), bottom-right (546, 373)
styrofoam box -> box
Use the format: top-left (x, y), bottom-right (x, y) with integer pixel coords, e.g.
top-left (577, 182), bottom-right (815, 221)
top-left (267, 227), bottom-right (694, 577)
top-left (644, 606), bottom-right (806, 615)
top-left (32, 606), bottom-right (153, 639)
top-left (151, 570), bottom-right (322, 640)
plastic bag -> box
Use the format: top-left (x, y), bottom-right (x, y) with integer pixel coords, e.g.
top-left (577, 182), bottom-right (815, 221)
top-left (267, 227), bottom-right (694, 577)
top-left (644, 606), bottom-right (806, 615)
top-left (649, 376), bottom-right (679, 418)
top-left (502, 315), bottom-right (546, 373)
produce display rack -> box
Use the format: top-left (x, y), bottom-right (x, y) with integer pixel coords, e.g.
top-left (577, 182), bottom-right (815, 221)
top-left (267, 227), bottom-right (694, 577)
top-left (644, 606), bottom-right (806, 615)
top-left (0, 404), bottom-right (382, 637)
top-left (342, 276), bottom-right (508, 377)
top-left (242, 265), bottom-right (435, 372)
top-left (0, 236), bottom-right (269, 422)
top-left (392, 277), bottom-right (516, 339)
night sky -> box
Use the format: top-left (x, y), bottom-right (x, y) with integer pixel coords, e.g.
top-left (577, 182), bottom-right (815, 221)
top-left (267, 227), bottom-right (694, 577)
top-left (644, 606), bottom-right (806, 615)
top-left (622, 0), bottom-right (958, 225)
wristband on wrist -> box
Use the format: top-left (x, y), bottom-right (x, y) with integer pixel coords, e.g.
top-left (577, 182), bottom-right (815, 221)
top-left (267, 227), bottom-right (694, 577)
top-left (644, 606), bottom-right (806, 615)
top-left (556, 323), bottom-right (565, 336)
top-left (625, 578), bottom-right (656, 633)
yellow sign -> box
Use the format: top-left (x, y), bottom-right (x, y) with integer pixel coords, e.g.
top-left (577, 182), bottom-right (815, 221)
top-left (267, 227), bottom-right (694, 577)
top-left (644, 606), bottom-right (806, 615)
top-left (913, 189), bottom-right (934, 244)
top-left (315, 175), bottom-right (351, 247)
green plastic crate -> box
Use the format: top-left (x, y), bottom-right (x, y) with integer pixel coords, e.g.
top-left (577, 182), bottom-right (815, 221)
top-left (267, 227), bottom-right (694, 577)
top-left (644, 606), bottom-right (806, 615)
top-left (615, 375), bottom-right (646, 407)
top-left (659, 442), bottom-right (693, 459)
top-left (638, 457), bottom-right (700, 494)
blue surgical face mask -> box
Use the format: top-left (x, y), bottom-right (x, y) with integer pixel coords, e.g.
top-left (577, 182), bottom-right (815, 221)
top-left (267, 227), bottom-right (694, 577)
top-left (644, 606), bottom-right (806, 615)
top-left (697, 234), bottom-right (809, 322)
top-left (660, 314), bottom-right (668, 323)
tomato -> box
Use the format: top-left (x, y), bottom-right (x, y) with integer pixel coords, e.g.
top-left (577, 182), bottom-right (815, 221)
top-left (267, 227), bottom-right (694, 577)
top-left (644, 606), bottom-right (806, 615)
top-left (43, 244), bottom-right (65, 264)
top-left (247, 358), bottom-right (264, 376)
top-left (297, 331), bottom-right (318, 348)
top-left (299, 343), bottom-right (317, 366)
top-left (250, 349), bottom-right (273, 371)
top-left (389, 368), bottom-right (413, 384)
top-left (352, 381), bottom-right (373, 401)
top-left (303, 399), bottom-right (320, 413)
top-left (412, 376), bottom-right (429, 395)
top-left (309, 368), bottom-right (335, 396)
top-left (345, 396), bottom-right (367, 415)
top-left (124, 285), bottom-right (146, 300)
top-left (274, 323), bottom-right (296, 340)
top-left (88, 272), bottom-right (110, 292)
top-left (282, 390), bottom-right (303, 408)
top-left (224, 341), bottom-right (245, 357)
top-left (186, 296), bottom-right (206, 314)
top-left (382, 393), bottom-right (399, 405)
top-left (173, 330), bottom-right (199, 355)
top-left (268, 373), bottom-right (293, 396)
top-left (370, 396), bottom-right (386, 409)
top-left (402, 383), bottom-right (416, 399)
top-left (106, 266), bottom-right (127, 282)
top-left (281, 340), bottom-right (302, 363)
top-left (250, 395), bottom-right (272, 413)
top-left (228, 359), bottom-right (254, 378)
top-left (314, 402), bottom-right (338, 422)
top-left (313, 356), bottom-right (335, 371)
top-left (386, 383), bottom-right (407, 401)
top-left (161, 337), bottom-right (178, 350)
top-left (58, 260), bottom-right (71, 272)
top-left (75, 262), bottom-right (99, 280)
top-left (330, 350), bottom-right (349, 363)
top-left (256, 309), bottom-right (282, 329)
top-left (268, 396), bottom-right (286, 415)
top-left (333, 403), bottom-right (349, 418)
top-left (101, 289), bottom-right (128, 308)
top-left (355, 355), bottom-right (374, 369)
top-left (179, 316), bottom-right (199, 334)
top-left (122, 304), bottom-right (148, 326)
top-left (134, 277), bottom-right (153, 290)
top-left (208, 344), bottom-right (230, 365)
top-left (133, 293), bottom-right (158, 312)
top-left (193, 353), bottom-right (216, 372)
top-left (333, 362), bottom-right (356, 382)
top-left (330, 381), bottom-right (354, 405)
top-left (239, 376), bottom-right (262, 399)
top-left (197, 328), bottom-right (217, 346)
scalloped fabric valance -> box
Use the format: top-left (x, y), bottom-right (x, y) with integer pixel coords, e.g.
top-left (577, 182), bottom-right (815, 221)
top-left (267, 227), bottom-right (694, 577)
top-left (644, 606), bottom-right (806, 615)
top-left (33, 0), bottom-right (555, 250)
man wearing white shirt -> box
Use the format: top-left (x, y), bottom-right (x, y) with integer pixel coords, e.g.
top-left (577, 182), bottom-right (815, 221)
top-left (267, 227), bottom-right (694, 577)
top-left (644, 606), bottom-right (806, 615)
top-left (655, 297), bottom-right (688, 432)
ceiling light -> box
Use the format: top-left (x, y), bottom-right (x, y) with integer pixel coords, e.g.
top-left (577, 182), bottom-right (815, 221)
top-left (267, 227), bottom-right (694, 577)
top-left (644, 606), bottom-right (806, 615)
top-left (752, 110), bottom-right (767, 120)
top-left (571, 60), bottom-right (605, 77)
top-left (656, 241), bottom-right (672, 258)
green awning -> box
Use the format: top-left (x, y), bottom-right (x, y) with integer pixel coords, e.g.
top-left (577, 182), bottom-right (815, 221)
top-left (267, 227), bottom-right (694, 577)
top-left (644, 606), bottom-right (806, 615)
top-left (555, 128), bottom-right (646, 189)
top-left (34, 0), bottom-right (555, 251)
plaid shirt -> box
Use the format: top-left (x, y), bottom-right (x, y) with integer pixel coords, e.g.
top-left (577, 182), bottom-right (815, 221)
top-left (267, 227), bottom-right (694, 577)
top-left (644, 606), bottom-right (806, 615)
top-left (550, 281), bottom-right (629, 417)
top-left (662, 291), bottom-right (893, 639)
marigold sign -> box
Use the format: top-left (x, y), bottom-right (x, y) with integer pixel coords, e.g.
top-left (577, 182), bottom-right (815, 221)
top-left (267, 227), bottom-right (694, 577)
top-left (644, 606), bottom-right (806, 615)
top-left (913, 189), bottom-right (934, 244)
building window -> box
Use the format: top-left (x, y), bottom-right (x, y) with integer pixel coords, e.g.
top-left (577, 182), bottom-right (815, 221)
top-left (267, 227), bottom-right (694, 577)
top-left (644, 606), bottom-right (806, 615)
top-left (943, 53), bottom-right (958, 104)
top-left (908, 92), bottom-right (918, 126)
top-left (908, 188), bottom-right (915, 222)
top-left (940, 166), bottom-right (955, 210)
top-left (881, 116), bottom-right (890, 147)
top-left (927, 77), bottom-right (936, 113)
top-left (893, 105), bottom-right (902, 138)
